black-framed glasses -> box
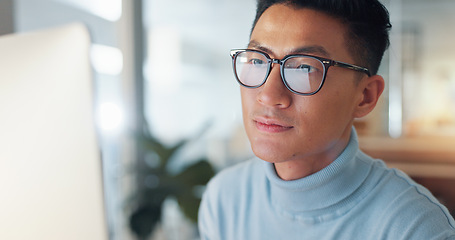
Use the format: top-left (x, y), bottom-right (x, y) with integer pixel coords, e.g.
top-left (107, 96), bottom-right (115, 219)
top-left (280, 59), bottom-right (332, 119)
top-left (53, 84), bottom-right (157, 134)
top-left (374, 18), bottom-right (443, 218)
top-left (230, 49), bottom-right (371, 95)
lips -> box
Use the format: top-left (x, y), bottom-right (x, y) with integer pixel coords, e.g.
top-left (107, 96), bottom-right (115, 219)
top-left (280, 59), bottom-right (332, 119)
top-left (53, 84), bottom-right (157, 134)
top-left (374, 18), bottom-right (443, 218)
top-left (253, 117), bottom-right (293, 133)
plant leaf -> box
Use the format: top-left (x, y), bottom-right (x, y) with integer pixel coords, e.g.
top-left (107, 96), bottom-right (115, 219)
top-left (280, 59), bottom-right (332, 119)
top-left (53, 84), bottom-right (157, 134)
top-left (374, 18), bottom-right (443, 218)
top-left (174, 160), bottom-right (214, 186)
top-left (129, 204), bottom-right (162, 239)
top-left (173, 160), bottom-right (215, 221)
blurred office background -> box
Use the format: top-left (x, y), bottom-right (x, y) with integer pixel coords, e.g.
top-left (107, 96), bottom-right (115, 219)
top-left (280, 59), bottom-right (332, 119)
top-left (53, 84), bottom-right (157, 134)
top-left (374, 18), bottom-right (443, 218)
top-left (1, 0), bottom-right (454, 239)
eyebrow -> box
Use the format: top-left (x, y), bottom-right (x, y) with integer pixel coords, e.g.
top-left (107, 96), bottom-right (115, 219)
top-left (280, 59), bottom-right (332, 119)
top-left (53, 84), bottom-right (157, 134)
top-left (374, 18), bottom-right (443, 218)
top-left (247, 40), bottom-right (331, 58)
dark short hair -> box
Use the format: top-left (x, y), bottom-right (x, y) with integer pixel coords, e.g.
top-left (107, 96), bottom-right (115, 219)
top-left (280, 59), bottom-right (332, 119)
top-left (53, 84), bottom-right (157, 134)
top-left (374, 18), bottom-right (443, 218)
top-left (251, 0), bottom-right (392, 75)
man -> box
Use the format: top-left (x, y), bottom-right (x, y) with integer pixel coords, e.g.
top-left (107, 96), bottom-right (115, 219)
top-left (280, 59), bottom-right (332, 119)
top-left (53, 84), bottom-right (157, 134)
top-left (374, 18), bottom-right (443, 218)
top-left (198, 0), bottom-right (455, 239)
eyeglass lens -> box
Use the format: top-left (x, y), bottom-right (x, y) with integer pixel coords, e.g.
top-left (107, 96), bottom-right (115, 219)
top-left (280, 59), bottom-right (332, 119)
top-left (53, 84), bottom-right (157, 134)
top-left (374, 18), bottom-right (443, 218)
top-left (234, 50), bottom-right (326, 94)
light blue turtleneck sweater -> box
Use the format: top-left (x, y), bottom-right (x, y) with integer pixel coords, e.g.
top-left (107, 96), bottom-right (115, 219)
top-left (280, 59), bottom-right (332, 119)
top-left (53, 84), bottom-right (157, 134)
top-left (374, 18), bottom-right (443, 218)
top-left (198, 129), bottom-right (455, 239)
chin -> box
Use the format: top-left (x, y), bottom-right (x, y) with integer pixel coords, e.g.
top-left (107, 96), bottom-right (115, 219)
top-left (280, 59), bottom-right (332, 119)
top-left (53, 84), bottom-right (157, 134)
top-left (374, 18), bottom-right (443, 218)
top-left (250, 140), bottom-right (292, 163)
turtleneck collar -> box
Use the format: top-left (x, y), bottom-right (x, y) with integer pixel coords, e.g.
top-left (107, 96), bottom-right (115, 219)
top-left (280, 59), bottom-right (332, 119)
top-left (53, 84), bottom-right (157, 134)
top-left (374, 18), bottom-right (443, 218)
top-left (263, 127), bottom-right (372, 223)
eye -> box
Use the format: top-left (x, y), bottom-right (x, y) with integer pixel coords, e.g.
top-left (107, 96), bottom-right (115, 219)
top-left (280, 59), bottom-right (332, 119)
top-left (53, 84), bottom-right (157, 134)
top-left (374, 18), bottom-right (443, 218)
top-left (249, 58), bottom-right (265, 65)
top-left (285, 63), bottom-right (319, 73)
top-left (284, 56), bottom-right (323, 73)
top-left (296, 64), bottom-right (317, 73)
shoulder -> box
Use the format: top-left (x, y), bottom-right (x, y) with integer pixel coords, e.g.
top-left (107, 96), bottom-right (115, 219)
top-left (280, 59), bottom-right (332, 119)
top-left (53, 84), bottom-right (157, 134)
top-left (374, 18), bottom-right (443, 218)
top-left (198, 158), bottom-right (265, 239)
top-left (204, 158), bottom-right (263, 197)
top-left (358, 152), bottom-right (455, 238)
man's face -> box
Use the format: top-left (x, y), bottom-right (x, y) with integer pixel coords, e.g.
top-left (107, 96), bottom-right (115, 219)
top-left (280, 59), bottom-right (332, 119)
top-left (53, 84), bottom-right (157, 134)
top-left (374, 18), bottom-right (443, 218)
top-left (241, 4), bottom-right (367, 166)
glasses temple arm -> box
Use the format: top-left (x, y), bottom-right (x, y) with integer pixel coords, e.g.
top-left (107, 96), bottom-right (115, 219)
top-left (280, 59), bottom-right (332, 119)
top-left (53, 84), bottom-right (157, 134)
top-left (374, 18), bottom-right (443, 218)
top-left (332, 61), bottom-right (371, 77)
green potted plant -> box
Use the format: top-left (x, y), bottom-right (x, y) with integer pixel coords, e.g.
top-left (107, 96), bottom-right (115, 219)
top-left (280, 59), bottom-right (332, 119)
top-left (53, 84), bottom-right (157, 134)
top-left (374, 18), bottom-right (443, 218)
top-left (128, 127), bottom-right (215, 240)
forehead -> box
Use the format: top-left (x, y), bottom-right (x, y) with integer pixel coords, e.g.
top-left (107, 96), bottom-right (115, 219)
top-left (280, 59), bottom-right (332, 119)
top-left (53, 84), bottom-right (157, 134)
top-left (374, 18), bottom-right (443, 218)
top-left (250, 4), bottom-right (352, 61)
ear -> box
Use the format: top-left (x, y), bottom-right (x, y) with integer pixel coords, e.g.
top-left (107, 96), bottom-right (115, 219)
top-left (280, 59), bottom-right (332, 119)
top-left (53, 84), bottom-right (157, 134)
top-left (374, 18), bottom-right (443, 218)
top-left (353, 75), bottom-right (385, 118)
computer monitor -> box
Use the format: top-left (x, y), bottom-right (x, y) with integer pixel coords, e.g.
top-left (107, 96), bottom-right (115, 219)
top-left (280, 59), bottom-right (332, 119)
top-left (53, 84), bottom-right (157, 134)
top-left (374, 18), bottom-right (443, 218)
top-left (0, 23), bottom-right (108, 240)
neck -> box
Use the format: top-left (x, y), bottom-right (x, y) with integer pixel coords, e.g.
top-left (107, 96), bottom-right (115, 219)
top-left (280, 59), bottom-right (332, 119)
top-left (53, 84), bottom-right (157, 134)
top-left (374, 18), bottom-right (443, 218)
top-left (274, 156), bottom-right (333, 181)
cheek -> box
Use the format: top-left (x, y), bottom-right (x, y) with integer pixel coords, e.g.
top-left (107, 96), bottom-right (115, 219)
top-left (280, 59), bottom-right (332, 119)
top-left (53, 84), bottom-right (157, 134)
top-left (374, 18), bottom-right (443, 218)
top-left (240, 88), bottom-right (255, 127)
top-left (240, 89), bottom-right (249, 114)
top-left (297, 92), bottom-right (354, 129)
top-left (240, 87), bottom-right (258, 109)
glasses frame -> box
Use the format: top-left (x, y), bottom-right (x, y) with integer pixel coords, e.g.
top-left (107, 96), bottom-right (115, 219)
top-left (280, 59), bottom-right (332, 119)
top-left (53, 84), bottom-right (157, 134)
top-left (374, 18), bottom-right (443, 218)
top-left (230, 49), bottom-right (371, 96)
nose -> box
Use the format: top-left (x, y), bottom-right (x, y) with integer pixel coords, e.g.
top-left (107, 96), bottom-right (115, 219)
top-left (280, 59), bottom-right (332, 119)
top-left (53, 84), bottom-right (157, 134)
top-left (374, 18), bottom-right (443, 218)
top-left (256, 63), bottom-right (292, 108)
